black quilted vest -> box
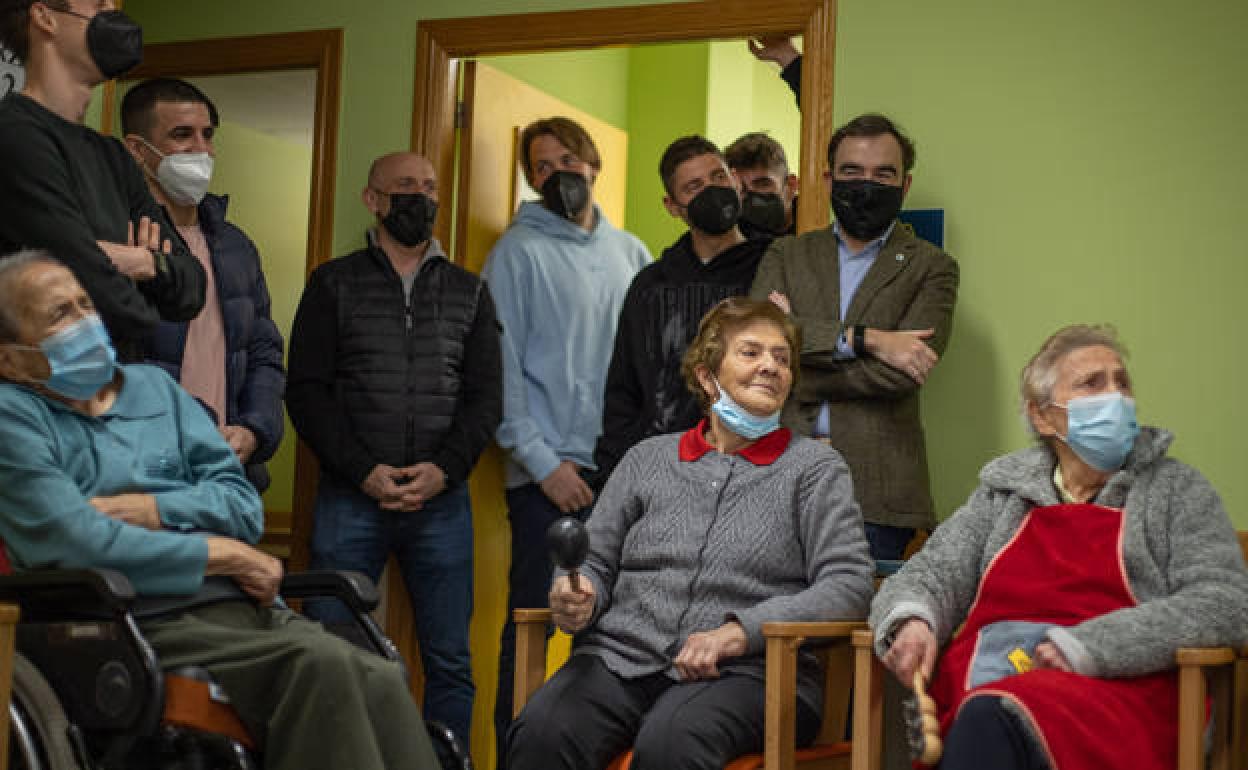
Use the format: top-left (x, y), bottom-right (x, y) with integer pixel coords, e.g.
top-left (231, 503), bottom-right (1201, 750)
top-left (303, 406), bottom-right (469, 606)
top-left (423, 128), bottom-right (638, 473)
top-left (330, 246), bottom-right (482, 467)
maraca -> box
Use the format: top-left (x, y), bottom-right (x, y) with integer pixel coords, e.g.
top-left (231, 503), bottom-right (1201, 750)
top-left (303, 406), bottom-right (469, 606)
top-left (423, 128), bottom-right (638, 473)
top-left (905, 671), bottom-right (943, 766)
top-left (546, 516), bottom-right (589, 591)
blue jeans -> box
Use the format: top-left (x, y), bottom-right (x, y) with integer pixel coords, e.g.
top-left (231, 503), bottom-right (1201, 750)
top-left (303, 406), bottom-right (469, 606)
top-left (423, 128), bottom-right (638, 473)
top-left (494, 483), bottom-right (586, 770)
top-left (304, 474), bottom-right (475, 747)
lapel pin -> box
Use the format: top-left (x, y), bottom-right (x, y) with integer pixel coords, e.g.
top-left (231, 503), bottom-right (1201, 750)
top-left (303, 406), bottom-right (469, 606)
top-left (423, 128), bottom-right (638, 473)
top-left (895, 253), bottom-right (905, 262)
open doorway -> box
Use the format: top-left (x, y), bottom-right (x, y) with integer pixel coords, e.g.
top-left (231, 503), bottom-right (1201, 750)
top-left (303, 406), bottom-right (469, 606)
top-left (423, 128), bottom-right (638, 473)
top-left (413, 0), bottom-right (836, 247)
top-left (403, 3), bottom-right (834, 766)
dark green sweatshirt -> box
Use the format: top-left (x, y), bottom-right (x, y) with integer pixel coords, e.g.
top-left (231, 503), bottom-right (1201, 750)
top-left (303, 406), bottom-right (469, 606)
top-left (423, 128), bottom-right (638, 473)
top-left (0, 93), bottom-right (204, 354)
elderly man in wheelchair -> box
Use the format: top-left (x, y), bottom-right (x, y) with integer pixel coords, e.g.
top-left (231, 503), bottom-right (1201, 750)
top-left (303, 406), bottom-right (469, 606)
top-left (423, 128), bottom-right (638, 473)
top-left (0, 250), bottom-right (454, 769)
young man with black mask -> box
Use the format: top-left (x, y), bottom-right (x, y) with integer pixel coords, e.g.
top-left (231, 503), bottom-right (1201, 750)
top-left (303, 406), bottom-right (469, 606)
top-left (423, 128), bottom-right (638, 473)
top-left (726, 132), bottom-right (800, 240)
top-left (751, 113), bottom-right (960, 563)
top-left (482, 116), bottom-right (649, 769)
top-left (587, 136), bottom-right (769, 495)
top-left (285, 152), bottom-right (502, 750)
top-left (0, 0), bottom-right (204, 358)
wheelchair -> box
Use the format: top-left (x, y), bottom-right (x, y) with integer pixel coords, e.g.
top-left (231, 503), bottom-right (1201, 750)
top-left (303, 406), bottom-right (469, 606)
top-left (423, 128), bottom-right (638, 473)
top-left (0, 567), bottom-right (471, 770)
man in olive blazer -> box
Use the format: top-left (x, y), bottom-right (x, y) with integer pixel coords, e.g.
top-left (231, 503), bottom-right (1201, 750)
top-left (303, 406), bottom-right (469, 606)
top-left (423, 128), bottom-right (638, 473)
top-left (750, 114), bottom-right (959, 560)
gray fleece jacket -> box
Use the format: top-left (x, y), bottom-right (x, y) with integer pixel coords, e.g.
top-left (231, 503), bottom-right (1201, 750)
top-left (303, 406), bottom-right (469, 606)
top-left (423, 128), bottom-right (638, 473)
top-left (571, 429), bottom-right (874, 714)
top-left (871, 426), bottom-right (1248, 678)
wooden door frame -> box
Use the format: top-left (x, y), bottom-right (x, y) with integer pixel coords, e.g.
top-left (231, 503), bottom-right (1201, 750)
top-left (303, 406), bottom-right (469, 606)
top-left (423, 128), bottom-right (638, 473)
top-left (118, 28), bottom-right (344, 570)
top-left (411, 0), bottom-right (838, 242)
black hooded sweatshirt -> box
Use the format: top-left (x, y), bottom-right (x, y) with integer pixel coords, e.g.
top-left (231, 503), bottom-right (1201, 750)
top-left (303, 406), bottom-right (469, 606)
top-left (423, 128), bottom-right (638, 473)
top-left (585, 232), bottom-right (770, 493)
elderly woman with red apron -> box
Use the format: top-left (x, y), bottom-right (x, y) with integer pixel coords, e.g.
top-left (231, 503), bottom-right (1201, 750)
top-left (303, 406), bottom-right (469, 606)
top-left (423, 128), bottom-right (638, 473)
top-left (869, 324), bottom-right (1248, 770)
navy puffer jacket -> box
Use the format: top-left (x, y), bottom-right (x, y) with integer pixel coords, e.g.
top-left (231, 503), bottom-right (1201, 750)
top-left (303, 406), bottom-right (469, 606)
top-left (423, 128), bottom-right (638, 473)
top-left (145, 194), bottom-right (286, 492)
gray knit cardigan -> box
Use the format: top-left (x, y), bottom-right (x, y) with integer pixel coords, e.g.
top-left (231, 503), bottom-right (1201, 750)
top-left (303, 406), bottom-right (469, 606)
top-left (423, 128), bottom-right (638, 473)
top-left (570, 430), bottom-right (875, 714)
top-left (871, 426), bottom-right (1248, 678)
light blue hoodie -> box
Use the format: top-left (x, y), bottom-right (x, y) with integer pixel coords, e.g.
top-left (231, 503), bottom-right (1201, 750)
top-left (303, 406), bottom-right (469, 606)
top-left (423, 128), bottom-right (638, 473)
top-left (483, 201), bottom-right (650, 487)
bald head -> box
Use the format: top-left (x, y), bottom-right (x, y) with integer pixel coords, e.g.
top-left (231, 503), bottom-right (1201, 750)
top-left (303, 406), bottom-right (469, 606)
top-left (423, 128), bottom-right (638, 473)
top-left (367, 152), bottom-right (437, 195)
top-left (0, 250), bottom-right (64, 344)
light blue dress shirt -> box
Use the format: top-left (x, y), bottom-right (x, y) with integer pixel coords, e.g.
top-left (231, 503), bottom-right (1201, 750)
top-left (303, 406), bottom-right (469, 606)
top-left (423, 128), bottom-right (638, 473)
top-left (813, 221), bottom-right (897, 437)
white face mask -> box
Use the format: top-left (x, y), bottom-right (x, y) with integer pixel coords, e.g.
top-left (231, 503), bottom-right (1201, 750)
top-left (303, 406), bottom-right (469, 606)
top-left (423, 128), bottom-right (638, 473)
top-left (138, 137), bottom-right (214, 206)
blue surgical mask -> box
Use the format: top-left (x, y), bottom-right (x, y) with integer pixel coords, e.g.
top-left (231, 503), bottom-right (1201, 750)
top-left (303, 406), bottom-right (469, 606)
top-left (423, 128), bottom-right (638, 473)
top-left (12, 315), bottom-right (118, 400)
top-left (1055, 392), bottom-right (1139, 472)
top-left (710, 377), bottom-right (781, 440)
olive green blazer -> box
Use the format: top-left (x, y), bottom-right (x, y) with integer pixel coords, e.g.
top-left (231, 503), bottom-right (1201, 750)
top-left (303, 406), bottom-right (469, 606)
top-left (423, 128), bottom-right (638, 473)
top-left (750, 223), bottom-right (959, 529)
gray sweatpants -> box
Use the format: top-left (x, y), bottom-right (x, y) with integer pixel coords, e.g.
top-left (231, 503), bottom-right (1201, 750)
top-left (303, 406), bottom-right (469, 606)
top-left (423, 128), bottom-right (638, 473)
top-left (141, 600), bottom-right (439, 770)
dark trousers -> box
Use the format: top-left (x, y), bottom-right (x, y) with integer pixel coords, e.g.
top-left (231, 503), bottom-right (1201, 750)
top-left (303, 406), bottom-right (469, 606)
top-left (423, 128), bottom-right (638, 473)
top-left (494, 483), bottom-right (574, 769)
top-left (304, 475), bottom-right (475, 746)
top-left (141, 601), bottom-right (439, 770)
top-left (864, 522), bottom-right (915, 562)
top-left (508, 654), bottom-right (820, 770)
top-left (942, 695), bottom-right (1049, 770)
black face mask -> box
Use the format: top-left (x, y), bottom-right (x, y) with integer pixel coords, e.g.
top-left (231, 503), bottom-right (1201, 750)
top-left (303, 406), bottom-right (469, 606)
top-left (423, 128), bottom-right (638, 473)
top-left (739, 191), bottom-right (788, 236)
top-left (830, 179), bottom-right (904, 241)
top-left (540, 170), bottom-right (591, 222)
top-left (57, 9), bottom-right (143, 80)
top-left (685, 185), bottom-right (741, 236)
top-left (381, 192), bottom-right (437, 248)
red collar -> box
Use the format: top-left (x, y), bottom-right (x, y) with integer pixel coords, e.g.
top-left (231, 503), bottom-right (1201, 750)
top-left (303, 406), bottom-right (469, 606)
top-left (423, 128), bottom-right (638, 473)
top-left (678, 419), bottom-right (792, 465)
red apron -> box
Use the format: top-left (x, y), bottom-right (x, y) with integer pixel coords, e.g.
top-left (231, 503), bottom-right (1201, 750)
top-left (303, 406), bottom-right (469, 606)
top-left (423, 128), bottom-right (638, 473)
top-left (928, 503), bottom-right (1178, 770)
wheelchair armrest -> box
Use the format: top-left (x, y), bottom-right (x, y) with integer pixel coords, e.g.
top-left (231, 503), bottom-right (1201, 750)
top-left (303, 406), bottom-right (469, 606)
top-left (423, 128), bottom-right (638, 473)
top-left (280, 570), bottom-right (380, 613)
top-left (0, 567), bottom-right (135, 620)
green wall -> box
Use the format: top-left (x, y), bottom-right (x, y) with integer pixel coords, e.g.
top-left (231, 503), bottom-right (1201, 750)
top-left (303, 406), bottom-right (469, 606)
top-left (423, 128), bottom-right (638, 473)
top-left (828, 0), bottom-right (1248, 526)
top-left (206, 119), bottom-right (314, 514)
top-left (624, 41), bottom-right (710, 255)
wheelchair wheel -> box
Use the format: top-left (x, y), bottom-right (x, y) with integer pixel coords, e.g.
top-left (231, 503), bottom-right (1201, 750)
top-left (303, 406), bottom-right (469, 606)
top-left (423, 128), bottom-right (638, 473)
top-left (9, 654), bottom-right (83, 770)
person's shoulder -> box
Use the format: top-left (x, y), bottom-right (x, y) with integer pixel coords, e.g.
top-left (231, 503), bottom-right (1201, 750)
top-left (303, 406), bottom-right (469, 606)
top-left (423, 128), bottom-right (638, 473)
top-left (1145, 451), bottom-right (1216, 497)
top-left (202, 196), bottom-right (255, 247)
top-left (623, 431), bottom-right (683, 468)
top-left (0, 94), bottom-right (39, 132)
top-left (487, 221), bottom-right (544, 257)
top-left (640, 430), bottom-right (683, 450)
top-left (308, 246), bottom-right (373, 281)
top-left (121, 362), bottom-right (180, 392)
top-left (617, 230), bottom-right (654, 266)
top-left (0, 98), bottom-right (60, 162)
top-left (785, 434), bottom-right (851, 471)
top-left (890, 223), bottom-right (957, 267)
top-left (0, 382), bottom-right (57, 448)
top-left (610, 225), bottom-right (650, 255)
top-left (627, 258), bottom-right (668, 290)
top-left (765, 226), bottom-right (836, 261)
top-left (431, 257), bottom-right (484, 289)
top-left (0, 380), bottom-right (49, 417)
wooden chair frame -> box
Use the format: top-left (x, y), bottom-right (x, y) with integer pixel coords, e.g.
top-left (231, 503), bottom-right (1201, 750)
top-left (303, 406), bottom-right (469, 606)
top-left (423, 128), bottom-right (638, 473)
top-left (1233, 644), bottom-right (1247, 770)
top-left (849, 626), bottom-right (1241, 770)
top-left (514, 609), bottom-right (870, 770)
